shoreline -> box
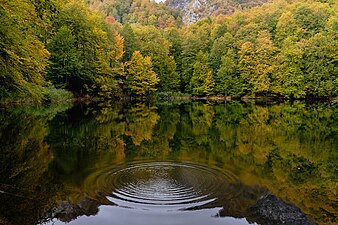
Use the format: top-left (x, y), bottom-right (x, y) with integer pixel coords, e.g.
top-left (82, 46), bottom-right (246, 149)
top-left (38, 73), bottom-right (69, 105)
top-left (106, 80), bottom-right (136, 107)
top-left (1, 95), bottom-right (337, 106)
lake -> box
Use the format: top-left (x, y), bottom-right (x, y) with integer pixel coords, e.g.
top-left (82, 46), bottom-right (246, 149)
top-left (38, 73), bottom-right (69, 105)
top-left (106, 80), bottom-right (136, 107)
top-left (0, 100), bottom-right (337, 225)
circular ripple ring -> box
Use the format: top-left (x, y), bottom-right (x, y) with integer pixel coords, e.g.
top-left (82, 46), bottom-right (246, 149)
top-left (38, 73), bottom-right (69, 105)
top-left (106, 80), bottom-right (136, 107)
top-left (85, 161), bottom-right (238, 210)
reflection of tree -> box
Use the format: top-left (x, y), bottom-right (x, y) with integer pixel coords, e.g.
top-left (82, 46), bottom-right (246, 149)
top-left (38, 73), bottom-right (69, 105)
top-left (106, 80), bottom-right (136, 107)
top-left (237, 106), bottom-right (274, 164)
top-left (211, 102), bottom-right (337, 224)
top-left (127, 105), bottom-right (180, 157)
top-left (125, 103), bottom-right (160, 146)
top-left (0, 105), bottom-right (71, 225)
top-left (47, 103), bottom-right (127, 198)
top-left (189, 102), bottom-right (214, 144)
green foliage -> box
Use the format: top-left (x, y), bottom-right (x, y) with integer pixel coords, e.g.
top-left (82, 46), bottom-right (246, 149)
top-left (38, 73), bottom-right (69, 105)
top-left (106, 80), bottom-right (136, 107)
top-left (180, 21), bottom-right (213, 91)
top-left (210, 33), bottom-right (236, 74)
top-left (303, 33), bottom-right (338, 97)
top-left (47, 0), bottom-right (119, 95)
top-left (132, 25), bottom-right (180, 92)
top-left (47, 26), bottom-right (80, 88)
top-left (121, 23), bottom-right (139, 62)
top-left (274, 37), bottom-right (306, 98)
top-left (216, 50), bottom-right (243, 97)
top-left (189, 51), bottom-right (214, 96)
top-left (44, 86), bottom-right (73, 103)
top-left (239, 31), bottom-right (277, 96)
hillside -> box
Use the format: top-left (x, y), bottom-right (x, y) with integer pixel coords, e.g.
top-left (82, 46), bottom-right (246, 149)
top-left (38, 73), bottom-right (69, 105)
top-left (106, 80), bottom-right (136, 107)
top-left (86, 0), bottom-right (184, 28)
top-left (166, 0), bottom-right (270, 23)
top-left (85, 0), bottom-right (270, 26)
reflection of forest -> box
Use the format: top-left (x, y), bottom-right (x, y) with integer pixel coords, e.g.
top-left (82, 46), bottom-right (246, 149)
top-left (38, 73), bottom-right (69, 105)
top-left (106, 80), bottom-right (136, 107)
top-left (47, 101), bottom-right (336, 224)
top-left (0, 101), bottom-right (337, 224)
top-left (0, 104), bottom-right (72, 225)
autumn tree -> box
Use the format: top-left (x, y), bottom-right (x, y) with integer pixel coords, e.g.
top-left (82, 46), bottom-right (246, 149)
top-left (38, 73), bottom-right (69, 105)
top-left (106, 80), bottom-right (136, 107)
top-left (0, 0), bottom-right (49, 100)
top-left (132, 25), bottom-right (179, 92)
top-left (239, 31), bottom-right (277, 96)
top-left (126, 51), bottom-right (159, 96)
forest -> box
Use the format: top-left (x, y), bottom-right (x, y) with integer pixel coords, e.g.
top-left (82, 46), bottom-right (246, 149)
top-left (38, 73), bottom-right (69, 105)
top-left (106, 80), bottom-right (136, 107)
top-left (0, 0), bottom-right (337, 102)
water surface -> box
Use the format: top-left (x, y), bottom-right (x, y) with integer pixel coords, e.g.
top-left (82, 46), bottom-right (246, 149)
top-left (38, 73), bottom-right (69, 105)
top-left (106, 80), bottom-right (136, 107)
top-left (0, 101), bottom-right (336, 225)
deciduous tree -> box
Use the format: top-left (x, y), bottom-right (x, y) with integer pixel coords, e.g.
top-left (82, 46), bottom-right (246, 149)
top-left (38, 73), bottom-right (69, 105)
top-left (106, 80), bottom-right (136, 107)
top-left (126, 51), bottom-right (159, 96)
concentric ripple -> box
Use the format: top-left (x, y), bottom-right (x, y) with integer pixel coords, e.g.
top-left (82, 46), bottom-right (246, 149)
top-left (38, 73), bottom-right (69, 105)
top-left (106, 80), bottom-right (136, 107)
top-left (86, 161), bottom-right (239, 210)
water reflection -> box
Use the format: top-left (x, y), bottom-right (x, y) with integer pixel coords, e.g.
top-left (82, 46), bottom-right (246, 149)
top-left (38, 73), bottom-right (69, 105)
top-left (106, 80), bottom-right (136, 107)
top-left (0, 101), bottom-right (337, 225)
top-left (0, 104), bottom-right (72, 225)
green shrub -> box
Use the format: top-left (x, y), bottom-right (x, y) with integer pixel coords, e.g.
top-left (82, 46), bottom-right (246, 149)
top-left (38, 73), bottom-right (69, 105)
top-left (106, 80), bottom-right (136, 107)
top-left (44, 86), bottom-right (73, 103)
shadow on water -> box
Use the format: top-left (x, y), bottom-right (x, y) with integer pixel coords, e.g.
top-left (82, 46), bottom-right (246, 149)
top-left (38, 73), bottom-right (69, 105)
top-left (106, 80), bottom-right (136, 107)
top-left (0, 100), bottom-right (337, 225)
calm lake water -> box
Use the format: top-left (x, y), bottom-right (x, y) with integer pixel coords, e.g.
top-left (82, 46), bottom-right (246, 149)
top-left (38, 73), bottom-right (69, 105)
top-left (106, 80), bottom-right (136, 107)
top-left (0, 100), bottom-right (337, 225)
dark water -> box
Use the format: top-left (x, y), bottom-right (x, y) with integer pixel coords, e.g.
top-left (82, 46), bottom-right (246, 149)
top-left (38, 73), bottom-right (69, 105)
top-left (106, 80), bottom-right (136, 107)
top-left (0, 101), bottom-right (337, 225)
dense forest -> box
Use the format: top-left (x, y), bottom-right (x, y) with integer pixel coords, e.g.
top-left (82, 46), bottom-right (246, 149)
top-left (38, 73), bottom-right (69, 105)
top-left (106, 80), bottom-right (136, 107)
top-left (0, 0), bottom-right (337, 102)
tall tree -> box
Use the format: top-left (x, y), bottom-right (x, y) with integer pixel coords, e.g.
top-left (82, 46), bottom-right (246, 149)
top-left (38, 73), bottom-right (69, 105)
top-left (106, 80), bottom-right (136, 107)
top-left (126, 51), bottom-right (159, 96)
top-left (132, 25), bottom-right (179, 92)
top-left (303, 33), bottom-right (338, 98)
top-left (216, 49), bottom-right (243, 97)
top-left (210, 33), bottom-right (236, 74)
top-left (180, 21), bottom-right (212, 92)
top-left (47, 0), bottom-right (120, 96)
top-left (47, 26), bottom-right (80, 89)
top-left (274, 37), bottom-right (305, 98)
top-left (239, 31), bottom-right (277, 96)
top-left (121, 23), bottom-right (139, 62)
top-left (189, 51), bottom-right (214, 96)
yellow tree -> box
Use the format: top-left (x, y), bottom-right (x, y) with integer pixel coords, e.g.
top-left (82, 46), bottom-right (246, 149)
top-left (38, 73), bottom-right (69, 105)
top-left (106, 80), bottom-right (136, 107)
top-left (126, 51), bottom-right (160, 96)
top-left (239, 30), bottom-right (277, 96)
top-left (109, 31), bottom-right (125, 76)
